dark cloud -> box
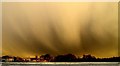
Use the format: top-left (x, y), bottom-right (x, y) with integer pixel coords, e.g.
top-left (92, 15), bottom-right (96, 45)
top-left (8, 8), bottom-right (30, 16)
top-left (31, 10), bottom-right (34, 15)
top-left (2, 2), bottom-right (118, 57)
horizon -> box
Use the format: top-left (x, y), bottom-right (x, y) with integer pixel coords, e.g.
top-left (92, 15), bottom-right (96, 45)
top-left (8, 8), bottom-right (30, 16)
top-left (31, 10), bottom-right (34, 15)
top-left (2, 53), bottom-right (119, 58)
top-left (1, 53), bottom-right (120, 62)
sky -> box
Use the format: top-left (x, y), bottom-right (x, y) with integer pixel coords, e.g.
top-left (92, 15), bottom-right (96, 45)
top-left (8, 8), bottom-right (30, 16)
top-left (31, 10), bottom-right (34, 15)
top-left (2, 2), bottom-right (118, 58)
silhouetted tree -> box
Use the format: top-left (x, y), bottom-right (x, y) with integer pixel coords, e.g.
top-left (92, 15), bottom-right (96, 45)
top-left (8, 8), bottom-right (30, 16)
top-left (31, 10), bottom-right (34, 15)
top-left (40, 54), bottom-right (53, 61)
top-left (54, 54), bottom-right (77, 62)
top-left (82, 54), bottom-right (96, 61)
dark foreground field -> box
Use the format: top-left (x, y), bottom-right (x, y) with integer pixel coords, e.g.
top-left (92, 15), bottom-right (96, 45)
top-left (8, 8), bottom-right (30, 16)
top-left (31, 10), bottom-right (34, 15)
top-left (1, 62), bottom-right (120, 66)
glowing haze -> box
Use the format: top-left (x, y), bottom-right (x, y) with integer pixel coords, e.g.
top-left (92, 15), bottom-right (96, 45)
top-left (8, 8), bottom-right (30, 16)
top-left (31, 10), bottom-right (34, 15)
top-left (2, 2), bottom-right (118, 58)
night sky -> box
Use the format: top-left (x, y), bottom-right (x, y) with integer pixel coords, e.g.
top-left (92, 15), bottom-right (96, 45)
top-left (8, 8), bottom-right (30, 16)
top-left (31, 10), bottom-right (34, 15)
top-left (2, 2), bottom-right (118, 58)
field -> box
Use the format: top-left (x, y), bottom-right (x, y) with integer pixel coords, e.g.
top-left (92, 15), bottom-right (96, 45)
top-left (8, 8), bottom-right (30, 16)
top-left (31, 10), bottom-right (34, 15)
top-left (1, 62), bottom-right (120, 66)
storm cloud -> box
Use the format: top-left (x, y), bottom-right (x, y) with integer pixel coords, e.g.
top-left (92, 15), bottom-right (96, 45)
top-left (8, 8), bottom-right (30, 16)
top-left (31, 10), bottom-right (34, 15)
top-left (2, 2), bottom-right (118, 58)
